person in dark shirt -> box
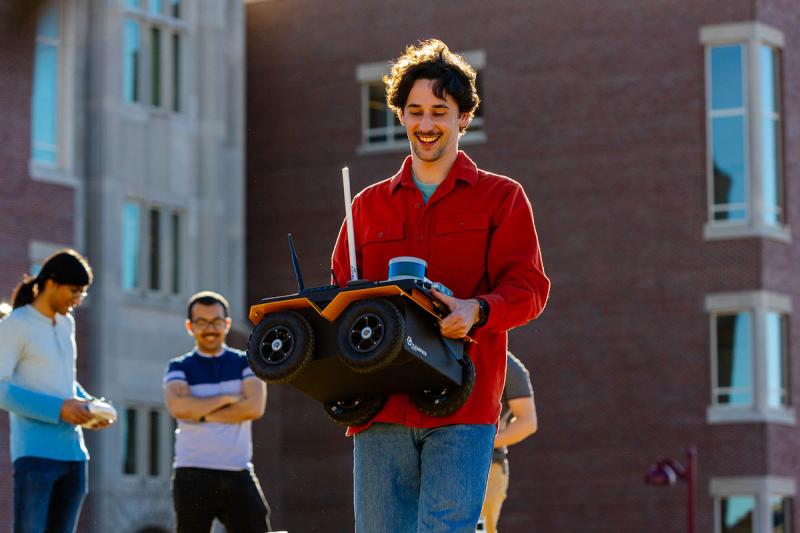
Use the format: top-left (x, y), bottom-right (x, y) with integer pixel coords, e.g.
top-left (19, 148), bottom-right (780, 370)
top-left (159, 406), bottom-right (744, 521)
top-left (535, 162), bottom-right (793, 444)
top-left (480, 351), bottom-right (538, 533)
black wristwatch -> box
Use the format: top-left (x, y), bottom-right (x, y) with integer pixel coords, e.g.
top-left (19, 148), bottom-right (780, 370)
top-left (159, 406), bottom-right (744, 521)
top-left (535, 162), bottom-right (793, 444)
top-left (474, 297), bottom-right (489, 328)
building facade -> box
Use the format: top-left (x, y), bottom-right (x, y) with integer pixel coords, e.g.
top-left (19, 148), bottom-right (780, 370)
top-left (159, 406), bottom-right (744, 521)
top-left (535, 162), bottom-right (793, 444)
top-left (245, 0), bottom-right (800, 532)
top-left (0, 1), bottom-right (246, 531)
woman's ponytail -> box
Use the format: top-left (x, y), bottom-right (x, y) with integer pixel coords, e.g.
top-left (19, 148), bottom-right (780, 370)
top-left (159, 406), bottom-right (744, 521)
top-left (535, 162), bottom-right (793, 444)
top-left (11, 276), bottom-right (39, 309)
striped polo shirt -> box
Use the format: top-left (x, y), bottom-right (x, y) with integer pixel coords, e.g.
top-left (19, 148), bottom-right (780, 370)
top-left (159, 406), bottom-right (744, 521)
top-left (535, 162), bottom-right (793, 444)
top-left (164, 346), bottom-right (256, 471)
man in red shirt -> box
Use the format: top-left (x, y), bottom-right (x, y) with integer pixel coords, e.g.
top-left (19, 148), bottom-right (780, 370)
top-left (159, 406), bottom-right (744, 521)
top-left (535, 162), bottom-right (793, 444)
top-left (331, 39), bottom-right (550, 532)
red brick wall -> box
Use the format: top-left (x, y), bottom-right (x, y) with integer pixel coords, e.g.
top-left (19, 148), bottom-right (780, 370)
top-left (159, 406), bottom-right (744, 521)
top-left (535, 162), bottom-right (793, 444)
top-left (245, 1), bottom-right (800, 531)
top-left (0, 1), bottom-right (77, 530)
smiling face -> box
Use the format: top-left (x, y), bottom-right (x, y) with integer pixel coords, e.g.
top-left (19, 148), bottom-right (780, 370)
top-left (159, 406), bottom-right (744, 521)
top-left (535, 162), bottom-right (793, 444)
top-left (400, 79), bottom-right (470, 167)
top-left (186, 302), bottom-right (231, 354)
top-left (47, 281), bottom-right (88, 315)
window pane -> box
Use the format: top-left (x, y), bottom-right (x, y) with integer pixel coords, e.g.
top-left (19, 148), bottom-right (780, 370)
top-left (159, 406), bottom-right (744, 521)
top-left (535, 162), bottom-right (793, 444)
top-left (472, 73), bottom-right (484, 126)
top-left (716, 313), bottom-right (752, 405)
top-left (171, 212), bottom-right (181, 294)
top-left (151, 27), bottom-right (161, 106)
top-left (711, 45), bottom-right (744, 110)
top-left (172, 33), bottom-right (181, 112)
top-left (122, 202), bottom-right (141, 290)
top-left (123, 20), bottom-right (141, 103)
top-left (368, 82), bottom-right (388, 134)
top-left (31, 42), bottom-right (59, 164)
top-left (125, 0), bottom-right (141, 8)
top-left (772, 496), bottom-right (791, 533)
top-left (765, 313), bottom-right (789, 408)
top-left (148, 410), bottom-right (160, 476)
top-left (149, 209), bottom-right (161, 291)
top-left (712, 116), bottom-right (747, 220)
top-left (761, 117), bottom-right (781, 225)
top-left (150, 0), bottom-right (163, 14)
top-left (171, 0), bottom-right (181, 18)
top-left (720, 496), bottom-right (755, 533)
top-left (37, 2), bottom-right (59, 40)
top-left (123, 408), bottom-right (137, 475)
top-left (760, 45), bottom-right (780, 114)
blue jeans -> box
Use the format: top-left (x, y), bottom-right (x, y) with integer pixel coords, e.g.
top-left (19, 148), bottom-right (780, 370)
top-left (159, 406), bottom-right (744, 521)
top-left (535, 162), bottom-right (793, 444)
top-left (353, 423), bottom-right (495, 533)
top-left (13, 457), bottom-right (88, 533)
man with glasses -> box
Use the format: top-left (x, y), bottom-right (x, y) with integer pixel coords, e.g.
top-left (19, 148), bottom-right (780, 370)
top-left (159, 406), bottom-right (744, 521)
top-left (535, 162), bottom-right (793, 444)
top-left (164, 291), bottom-right (271, 532)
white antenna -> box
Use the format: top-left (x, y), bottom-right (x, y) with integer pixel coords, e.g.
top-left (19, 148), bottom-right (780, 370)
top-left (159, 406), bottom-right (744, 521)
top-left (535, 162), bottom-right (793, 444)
top-left (342, 166), bottom-right (359, 281)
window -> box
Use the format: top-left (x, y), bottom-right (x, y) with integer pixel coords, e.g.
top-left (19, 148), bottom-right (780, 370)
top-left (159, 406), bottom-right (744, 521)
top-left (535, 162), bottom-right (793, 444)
top-left (356, 50), bottom-right (486, 154)
top-left (712, 477), bottom-right (794, 533)
top-left (122, 202), bottom-right (142, 290)
top-left (31, 1), bottom-right (61, 165)
top-left (122, 408), bottom-right (137, 475)
top-left (122, 406), bottom-right (172, 479)
top-left (123, 0), bottom-right (184, 111)
top-left (701, 22), bottom-right (789, 242)
top-left (706, 291), bottom-right (793, 424)
top-left (149, 409), bottom-right (161, 476)
top-left (122, 200), bottom-right (183, 296)
top-left (720, 495), bottom-right (755, 532)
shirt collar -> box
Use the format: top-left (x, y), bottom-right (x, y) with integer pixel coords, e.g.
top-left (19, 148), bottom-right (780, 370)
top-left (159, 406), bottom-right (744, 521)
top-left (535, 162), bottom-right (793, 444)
top-left (194, 345), bottom-right (228, 358)
top-left (389, 151), bottom-right (479, 194)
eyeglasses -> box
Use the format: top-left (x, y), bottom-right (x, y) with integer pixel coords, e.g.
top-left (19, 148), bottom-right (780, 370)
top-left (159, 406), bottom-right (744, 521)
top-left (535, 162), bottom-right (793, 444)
top-left (66, 286), bottom-right (88, 300)
top-left (191, 318), bottom-right (227, 329)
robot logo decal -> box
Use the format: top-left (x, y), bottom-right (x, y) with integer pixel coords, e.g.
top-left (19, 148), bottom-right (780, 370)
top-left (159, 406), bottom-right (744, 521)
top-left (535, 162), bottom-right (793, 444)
top-left (406, 336), bottom-right (428, 357)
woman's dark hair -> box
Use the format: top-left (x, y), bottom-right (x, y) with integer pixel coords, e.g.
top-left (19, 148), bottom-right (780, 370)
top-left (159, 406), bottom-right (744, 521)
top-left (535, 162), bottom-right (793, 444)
top-left (11, 249), bottom-right (93, 309)
top-left (384, 39), bottom-right (480, 132)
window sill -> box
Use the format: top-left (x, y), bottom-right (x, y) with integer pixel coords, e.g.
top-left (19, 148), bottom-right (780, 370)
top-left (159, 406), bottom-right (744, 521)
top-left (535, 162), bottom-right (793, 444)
top-left (120, 102), bottom-right (182, 123)
top-left (703, 222), bottom-right (791, 243)
top-left (29, 161), bottom-right (81, 188)
top-left (707, 405), bottom-right (795, 425)
top-left (357, 130), bottom-right (488, 156)
top-left (121, 289), bottom-right (185, 312)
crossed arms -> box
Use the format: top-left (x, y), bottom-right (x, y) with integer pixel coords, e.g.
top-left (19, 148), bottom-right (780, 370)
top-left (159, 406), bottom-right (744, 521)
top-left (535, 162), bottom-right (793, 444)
top-left (164, 377), bottom-right (266, 424)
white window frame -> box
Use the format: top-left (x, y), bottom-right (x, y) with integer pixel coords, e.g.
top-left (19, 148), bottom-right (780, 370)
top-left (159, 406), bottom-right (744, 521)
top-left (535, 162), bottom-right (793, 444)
top-left (29, 0), bottom-right (81, 188)
top-left (700, 22), bottom-right (789, 243)
top-left (122, 199), bottom-right (184, 299)
top-left (711, 476), bottom-right (795, 533)
top-left (706, 291), bottom-right (793, 425)
top-left (356, 50), bottom-right (487, 155)
top-left (122, 0), bottom-right (187, 113)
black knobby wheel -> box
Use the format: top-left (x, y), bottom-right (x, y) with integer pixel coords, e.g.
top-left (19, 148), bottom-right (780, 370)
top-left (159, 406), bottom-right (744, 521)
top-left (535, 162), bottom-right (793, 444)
top-left (336, 299), bottom-right (404, 373)
top-left (322, 395), bottom-right (386, 426)
top-left (247, 311), bottom-right (314, 383)
top-left (409, 353), bottom-right (476, 417)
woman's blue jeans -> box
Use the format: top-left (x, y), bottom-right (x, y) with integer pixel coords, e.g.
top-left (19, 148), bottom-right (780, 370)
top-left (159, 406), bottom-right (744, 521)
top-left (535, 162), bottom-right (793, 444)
top-left (13, 457), bottom-right (88, 533)
top-left (353, 423), bottom-right (495, 533)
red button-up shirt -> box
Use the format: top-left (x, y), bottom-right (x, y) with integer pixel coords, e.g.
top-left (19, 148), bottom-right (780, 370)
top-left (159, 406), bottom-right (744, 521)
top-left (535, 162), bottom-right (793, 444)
top-left (332, 152), bottom-right (550, 435)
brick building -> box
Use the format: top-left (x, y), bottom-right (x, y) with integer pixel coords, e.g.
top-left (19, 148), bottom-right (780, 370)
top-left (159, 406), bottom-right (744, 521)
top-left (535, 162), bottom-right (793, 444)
top-left (246, 0), bottom-right (800, 532)
top-left (0, 1), bottom-right (245, 531)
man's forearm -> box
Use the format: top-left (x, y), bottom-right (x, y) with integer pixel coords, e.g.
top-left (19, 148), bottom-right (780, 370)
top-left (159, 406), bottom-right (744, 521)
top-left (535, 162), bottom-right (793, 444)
top-left (203, 397), bottom-right (262, 423)
top-left (169, 394), bottom-right (238, 421)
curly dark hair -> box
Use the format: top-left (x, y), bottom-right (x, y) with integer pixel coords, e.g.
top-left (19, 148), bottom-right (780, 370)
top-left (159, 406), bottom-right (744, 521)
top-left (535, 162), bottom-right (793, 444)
top-left (384, 39), bottom-right (480, 132)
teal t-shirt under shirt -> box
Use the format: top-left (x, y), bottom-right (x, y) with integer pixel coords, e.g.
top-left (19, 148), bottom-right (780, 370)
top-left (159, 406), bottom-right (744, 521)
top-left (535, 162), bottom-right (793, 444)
top-left (413, 174), bottom-right (439, 204)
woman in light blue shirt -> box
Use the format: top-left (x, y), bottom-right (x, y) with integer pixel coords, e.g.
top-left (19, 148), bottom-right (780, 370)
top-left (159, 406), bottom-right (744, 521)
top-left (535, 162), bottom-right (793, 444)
top-left (0, 249), bottom-right (109, 533)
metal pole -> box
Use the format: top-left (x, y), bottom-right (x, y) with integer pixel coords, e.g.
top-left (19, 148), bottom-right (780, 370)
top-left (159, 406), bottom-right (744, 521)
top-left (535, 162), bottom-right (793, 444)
top-left (686, 446), bottom-right (697, 533)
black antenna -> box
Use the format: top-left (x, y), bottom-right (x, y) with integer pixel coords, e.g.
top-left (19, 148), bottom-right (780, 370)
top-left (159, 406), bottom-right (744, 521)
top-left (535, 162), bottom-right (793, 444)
top-left (287, 234), bottom-right (305, 291)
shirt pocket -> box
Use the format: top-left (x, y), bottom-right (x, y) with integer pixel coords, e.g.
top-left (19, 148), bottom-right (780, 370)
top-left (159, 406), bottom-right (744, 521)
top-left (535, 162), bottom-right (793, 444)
top-left (361, 224), bottom-right (405, 280)
top-left (430, 214), bottom-right (490, 271)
